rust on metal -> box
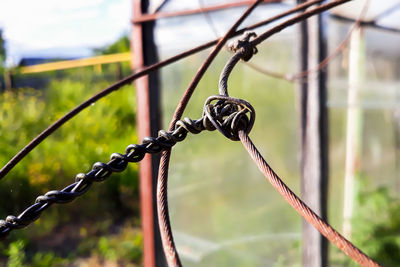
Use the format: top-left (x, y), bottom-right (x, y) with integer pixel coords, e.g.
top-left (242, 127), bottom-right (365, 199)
top-left (132, 0), bottom-right (158, 266)
top-left (132, 0), bottom-right (281, 24)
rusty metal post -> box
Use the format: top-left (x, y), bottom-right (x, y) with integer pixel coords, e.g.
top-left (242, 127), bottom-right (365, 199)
top-left (132, 0), bottom-right (166, 266)
top-left (297, 1), bottom-right (329, 267)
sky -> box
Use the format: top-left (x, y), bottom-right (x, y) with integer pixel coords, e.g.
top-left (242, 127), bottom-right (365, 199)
top-left (0, 0), bottom-right (289, 66)
top-left (0, 0), bottom-right (398, 66)
top-left (0, 0), bottom-right (131, 66)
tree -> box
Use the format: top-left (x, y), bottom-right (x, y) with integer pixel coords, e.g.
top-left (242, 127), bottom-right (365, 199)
top-left (0, 29), bottom-right (7, 90)
top-left (0, 29), bottom-right (5, 68)
top-left (95, 35), bottom-right (130, 55)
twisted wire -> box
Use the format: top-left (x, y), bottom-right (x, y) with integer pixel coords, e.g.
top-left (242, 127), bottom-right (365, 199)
top-left (249, 0), bottom-right (352, 47)
top-left (219, 31), bottom-right (258, 96)
top-left (238, 130), bottom-right (380, 267)
top-left (1, 98), bottom-right (254, 238)
top-left (0, 0), bottom-right (318, 181)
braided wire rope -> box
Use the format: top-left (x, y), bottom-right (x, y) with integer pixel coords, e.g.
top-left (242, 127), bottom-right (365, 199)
top-left (0, 0), bottom-right (322, 181)
top-left (0, 98), bottom-right (254, 237)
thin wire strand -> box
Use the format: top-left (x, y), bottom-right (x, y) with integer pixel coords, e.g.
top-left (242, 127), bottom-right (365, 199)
top-left (250, 0), bottom-right (352, 47)
top-left (198, 0), bottom-right (221, 37)
top-left (132, 0), bottom-right (281, 23)
top-left (244, 61), bottom-right (295, 82)
top-left (372, 2), bottom-right (400, 21)
top-left (331, 14), bottom-right (400, 34)
top-left (168, 0), bottom-right (263, 127)
top-left (154, 0), bottom-right (171, 13)
top-left (0, 0), bottom-right (320, 180)
top-left (291, 0), bottom-right (370, 80)
top-left (198, 0), bottom-right (323, 82)
top-left (240, 0), bottom-right (366, 83)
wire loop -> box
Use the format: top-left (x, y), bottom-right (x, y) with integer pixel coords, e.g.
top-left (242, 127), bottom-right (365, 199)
top-left (203, 95), bottom-right (255, 141)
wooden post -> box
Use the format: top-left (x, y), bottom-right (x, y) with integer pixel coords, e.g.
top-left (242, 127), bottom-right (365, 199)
top-left (342, 26), bottom-right (364, 239)
top-left (297, 1), bottom-right (329, 267)
top-left (132, 1), bottom-right (166, 266)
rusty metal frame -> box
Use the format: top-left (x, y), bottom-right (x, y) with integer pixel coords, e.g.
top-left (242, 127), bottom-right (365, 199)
top-left (132, 0), bottom-right (281, 24)
top-left (132, 0), bottom-right (165, 266)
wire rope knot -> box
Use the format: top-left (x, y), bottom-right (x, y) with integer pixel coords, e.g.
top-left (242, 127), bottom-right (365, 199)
top-left (203, 95), bottom-right (255, 141)
top-left (228, 31), bottom-right (258, 61)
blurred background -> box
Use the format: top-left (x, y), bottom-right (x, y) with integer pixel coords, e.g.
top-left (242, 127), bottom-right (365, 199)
top-left (0, 0), bottom-right (400, 266)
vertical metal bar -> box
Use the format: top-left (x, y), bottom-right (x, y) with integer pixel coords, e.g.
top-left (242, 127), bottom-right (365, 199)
top-left (297, 1), bottom-right (329, 267)
top-left (132, 1), bottom-right (165, 266)
top-left (343, 27), bottom-right (364, 239)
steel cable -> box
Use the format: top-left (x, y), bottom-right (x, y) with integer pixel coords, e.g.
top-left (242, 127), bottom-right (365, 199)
top-left (221, 32), bottom-right (380, 266)
top-left (238, 131), bottom-right (380, 266)
top-left (156, 1), bottom-right (382, 265)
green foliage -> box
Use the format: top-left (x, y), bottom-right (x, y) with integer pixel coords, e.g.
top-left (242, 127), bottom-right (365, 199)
top-left (6, 240), bottom-right (26, 267)
top-left (0, 77), bottom-right (139, 217)
top-left (31, 252), bottom-right (66, 267)
top-left (98, 237), bottom-right (117, 261)
top-left (91, 35), bottom-right (131, 78)
top-left (94, 224), bottom-right (143, 264)
top-left (0, 66), bottom-right (141, 264)
top-left (95, 35), bottom-right (130, 55)
top-left (0, 29), bottom-right (5, 67)
top-left (0, 33), bottom-right (142, 265)
top-left (350, 186), bottom-right (400, 266)
top-left (333, 182), bottom-right (400, 266)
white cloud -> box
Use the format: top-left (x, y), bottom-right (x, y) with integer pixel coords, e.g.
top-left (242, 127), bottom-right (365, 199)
top-left (0, 0), bottom-right (131, 65)
top-left (56, 0), bottom-right (105, 11)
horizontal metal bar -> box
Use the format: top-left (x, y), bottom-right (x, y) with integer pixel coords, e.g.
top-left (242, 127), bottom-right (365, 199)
top-left (20, 52), bottom-right (132, 74)
top-left (132, 0), bottom-right (281, 24)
